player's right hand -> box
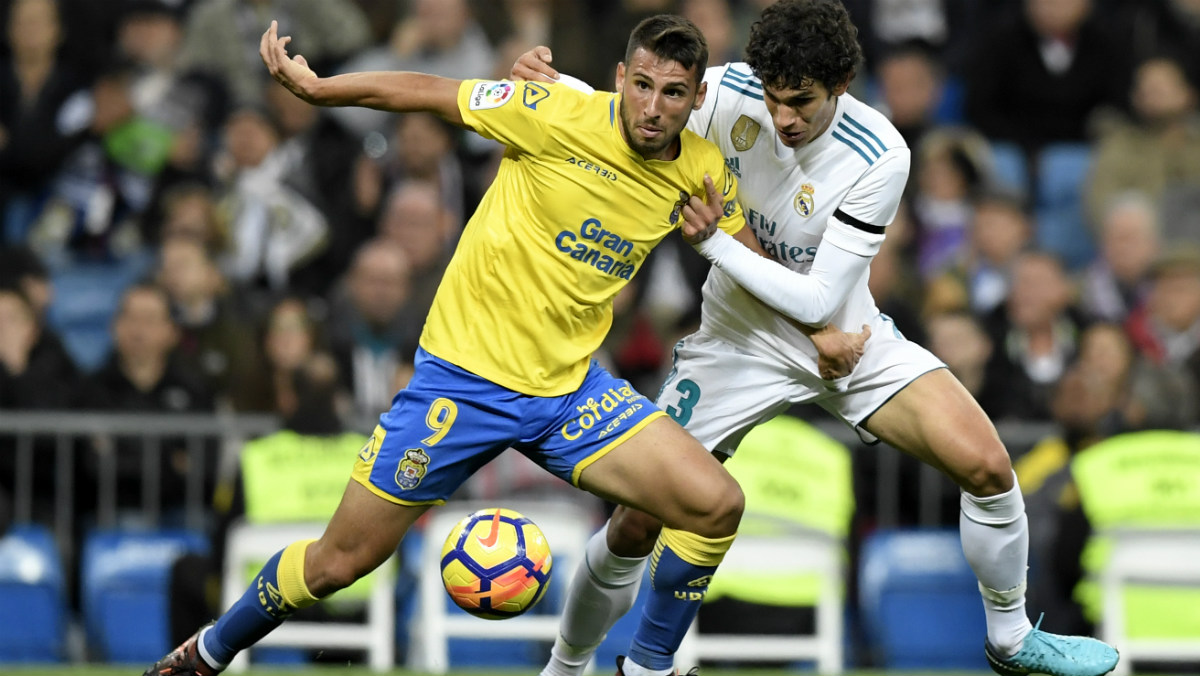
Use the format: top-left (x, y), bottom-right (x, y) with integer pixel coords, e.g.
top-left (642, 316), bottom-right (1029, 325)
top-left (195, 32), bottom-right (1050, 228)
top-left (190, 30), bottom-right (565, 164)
top-left (260, 20), bottom-right (319, 102)
top-left (511, 46), bottom-right (559, 83)
top-left (810, 323), bottom-right (871, 380)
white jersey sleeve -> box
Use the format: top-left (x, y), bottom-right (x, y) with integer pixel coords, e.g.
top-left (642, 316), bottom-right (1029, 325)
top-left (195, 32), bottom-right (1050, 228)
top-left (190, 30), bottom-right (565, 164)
top-left (822, 149), bottom-right (909, 257)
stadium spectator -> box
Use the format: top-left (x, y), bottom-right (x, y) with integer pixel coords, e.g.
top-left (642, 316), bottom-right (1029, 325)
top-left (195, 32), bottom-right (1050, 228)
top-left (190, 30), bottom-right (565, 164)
top-left (27, 62), bottom-right (170, 263)
top-left (116, 0), bottom-right (226, 142)
top-left (1078, 191), bottom-right (1162, 323)
top-left (871, 40), bottom-right (946, 154)
top-left (375, 180), bottom-right (460, 327)
top-left (682, 0), bottom-right (738, 66)
top-left (79, 282), bottom-right (214, 518)
top-left (156, 234), bottom-right (258, 407)
top-left (924, 310), bottom-right (1006, 421)
top-left (983, 250), bottom-right (1083, 422)
top-left (842, 0), bottom-right (982, 77)
top-left (153, 181), bottom-right (228, 254)
top-left (964, 0), bottom-right (1130, 156)
top-left (326, 238), bottom-right (419, 420)
top-left (227, 295), bottom-right (324, 414)
top-left (961, 190), bottom-right (1034, 316)
top-left (330, 0), bottom-right (494, 138)
top-left (0, 284), bottom-right (79, 410)
top-left (1085, 55), bottom-right (1200, 242)
top-left (1124, 246), bottom-right (1200, 428)
top-left (909, 127), bottom-right (990, 278)
top-left (213, 105), bottom-right (329, 305)
top-left (178, 0), bottom-right (370, 108)
top-left (382, 112), bottom-right (470, 227)
top-left (261, 80), bottom-right (366, 296)
top-left (0, 0), bottom-right (88, 244)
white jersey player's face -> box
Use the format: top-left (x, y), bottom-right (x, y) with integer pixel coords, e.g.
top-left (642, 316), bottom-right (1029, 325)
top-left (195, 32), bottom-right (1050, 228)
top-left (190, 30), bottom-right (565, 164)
top-left (761, 78), bottom-right (848, 148)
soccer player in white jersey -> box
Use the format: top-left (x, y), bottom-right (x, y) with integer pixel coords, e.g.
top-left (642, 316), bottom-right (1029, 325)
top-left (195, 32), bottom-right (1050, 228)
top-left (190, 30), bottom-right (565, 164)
top-left (514, 2), bottom-right (1120, 676)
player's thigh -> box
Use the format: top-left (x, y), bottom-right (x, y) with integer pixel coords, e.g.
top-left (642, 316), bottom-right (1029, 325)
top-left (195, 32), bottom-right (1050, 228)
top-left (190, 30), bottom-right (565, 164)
top-left (307, 479), bottom-right (431, 593)
top-left (579, 415), bottom-right (742, 537)
top-left (862, 368), bottom-right (1013, 495)
top-left (657, 331), bottom-right (799, 454)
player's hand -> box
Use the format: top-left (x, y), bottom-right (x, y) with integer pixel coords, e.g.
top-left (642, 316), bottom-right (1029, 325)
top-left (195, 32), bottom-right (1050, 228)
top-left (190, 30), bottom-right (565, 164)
top-left (511, 46), bottom-right (559, 83)
top-left (681, 174), bottom-right (724, 245)
top-left (809, 323), bottom-right (871, 380)
top-left (260, 20), bottom-right (319, 102)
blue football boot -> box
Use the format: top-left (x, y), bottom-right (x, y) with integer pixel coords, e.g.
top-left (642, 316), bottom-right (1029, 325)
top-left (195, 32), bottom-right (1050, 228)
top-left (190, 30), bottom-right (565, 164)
top-left (985, 617), bottom-right (1119, 676)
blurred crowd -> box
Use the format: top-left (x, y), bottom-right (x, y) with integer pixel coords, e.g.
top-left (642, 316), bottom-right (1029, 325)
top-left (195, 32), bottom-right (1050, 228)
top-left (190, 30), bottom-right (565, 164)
top-left (0, 0), bottom-right (1196, 662)
top-left (0, 0), bottom-right (1197, 511)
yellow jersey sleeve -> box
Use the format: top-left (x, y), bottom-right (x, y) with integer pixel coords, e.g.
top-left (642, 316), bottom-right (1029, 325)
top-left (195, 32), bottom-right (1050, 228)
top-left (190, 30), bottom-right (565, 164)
top-left (458, 79), bottom-right (591, 154)
top-left (422, 87), bottom-right (744, 396)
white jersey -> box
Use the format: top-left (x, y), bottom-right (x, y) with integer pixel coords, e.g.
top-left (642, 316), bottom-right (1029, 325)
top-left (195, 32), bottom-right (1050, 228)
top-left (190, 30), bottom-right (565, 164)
top-left (688, 63), bottom-right (910, 376)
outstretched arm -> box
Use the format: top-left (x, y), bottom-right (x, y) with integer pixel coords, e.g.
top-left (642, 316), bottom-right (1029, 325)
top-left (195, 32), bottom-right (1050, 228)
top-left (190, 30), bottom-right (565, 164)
top-left (260, 20), bottom-right (465, 126)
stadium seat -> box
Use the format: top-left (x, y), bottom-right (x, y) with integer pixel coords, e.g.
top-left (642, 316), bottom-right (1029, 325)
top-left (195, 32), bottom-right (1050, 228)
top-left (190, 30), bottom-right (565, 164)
top-left (1034, 143), bottom-right (1095, 270)
top-left (407, 499), bottom-right (595, 674)
top-left (988, 141), bottom-right (1029, 197)
top-left (0, 524), bottom-right (67, 662)
top-left (45, 254), bottom-right (152, 372)
top-left (858, 528), bottom-right (986, 669)
top-left (81, 528), bottom-right (209, 663)
top-left (1101, 529), bottom-right (1200, 676)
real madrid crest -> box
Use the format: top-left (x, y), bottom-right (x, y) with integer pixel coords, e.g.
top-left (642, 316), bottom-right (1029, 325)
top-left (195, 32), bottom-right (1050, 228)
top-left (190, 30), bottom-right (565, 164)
top-left (794, 183), bottom-right (816, 217)
top-left (731, 115), bottom-right (761, 152)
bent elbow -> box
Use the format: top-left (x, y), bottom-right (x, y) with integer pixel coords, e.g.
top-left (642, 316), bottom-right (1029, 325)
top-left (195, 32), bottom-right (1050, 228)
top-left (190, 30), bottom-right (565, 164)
top-left (795, 293), bottom-right (839, 327)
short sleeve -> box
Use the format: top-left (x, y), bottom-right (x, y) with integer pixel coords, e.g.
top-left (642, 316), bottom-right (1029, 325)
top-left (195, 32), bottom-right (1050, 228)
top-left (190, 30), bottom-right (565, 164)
top-left (716, 162), bottom-right (745, 236)
top-left (458, 79), bottom-right (582, 153)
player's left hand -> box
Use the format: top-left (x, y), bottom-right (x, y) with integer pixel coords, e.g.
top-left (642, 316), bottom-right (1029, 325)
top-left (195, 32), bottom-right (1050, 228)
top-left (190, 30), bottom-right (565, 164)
top-left (809, 323), bottom-right (871, 380)
top-left (681, 174), bottom-right (724, 245)
top-left (511, 46), bottom-right (559, 83)
top-left (260, 20), bottom-right (319, 102)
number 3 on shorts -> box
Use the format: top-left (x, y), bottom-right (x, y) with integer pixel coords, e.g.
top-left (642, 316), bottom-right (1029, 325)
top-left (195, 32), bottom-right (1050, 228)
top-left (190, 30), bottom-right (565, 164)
top-left (665, 379), bottom-right (700, 427)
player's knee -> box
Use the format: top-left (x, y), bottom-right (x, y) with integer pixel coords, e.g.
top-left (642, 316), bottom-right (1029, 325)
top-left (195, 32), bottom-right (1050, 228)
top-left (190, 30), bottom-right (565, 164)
top-left (960, 443), bottom-right (1015, 497)
top-left (609, 507), bottom-right (663, 556)
top-left (305, 543), bottom-right (373, 597)
top-left (697, 477), bottom-right (744, 537)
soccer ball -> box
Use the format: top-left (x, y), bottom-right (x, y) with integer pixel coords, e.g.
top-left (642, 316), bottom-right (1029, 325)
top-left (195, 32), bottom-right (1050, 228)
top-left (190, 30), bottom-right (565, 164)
top-left (439, 507), bottom-right (553, 619)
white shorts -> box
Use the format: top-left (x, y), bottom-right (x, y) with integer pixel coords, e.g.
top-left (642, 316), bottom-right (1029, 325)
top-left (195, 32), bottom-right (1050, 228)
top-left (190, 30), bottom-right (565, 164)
top-left (655, 313), bottom-right (946, 453)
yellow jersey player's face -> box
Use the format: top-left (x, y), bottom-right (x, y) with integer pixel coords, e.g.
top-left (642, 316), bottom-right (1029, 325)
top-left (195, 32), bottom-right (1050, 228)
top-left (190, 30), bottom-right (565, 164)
top-left (614, 47), bottom-right (706, 161)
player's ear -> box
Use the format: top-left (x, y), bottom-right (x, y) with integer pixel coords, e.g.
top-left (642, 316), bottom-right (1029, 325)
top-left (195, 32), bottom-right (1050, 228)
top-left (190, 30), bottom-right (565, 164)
top-left (693, 81), bottom-right (707, 111)
top-left (830, 78), bottom-right (850, 97)
top-left (614, 62), bottom-right (626, 94)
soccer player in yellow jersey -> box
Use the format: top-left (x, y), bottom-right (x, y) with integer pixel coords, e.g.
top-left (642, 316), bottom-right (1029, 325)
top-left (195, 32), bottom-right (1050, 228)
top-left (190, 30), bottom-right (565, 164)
top-left (142, 14), bottom-right (864, 676)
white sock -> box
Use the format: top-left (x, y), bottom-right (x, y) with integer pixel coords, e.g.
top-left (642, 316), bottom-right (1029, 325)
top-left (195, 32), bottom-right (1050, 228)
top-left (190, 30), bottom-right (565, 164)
top-left (195, 626), bottom-right (227, 670)
top-left (540, 522), bottom-right (648, 676)
top-left (621, 657), bottom-right (673, 676)
top-left (959, 474), bottom-right (1034, 656)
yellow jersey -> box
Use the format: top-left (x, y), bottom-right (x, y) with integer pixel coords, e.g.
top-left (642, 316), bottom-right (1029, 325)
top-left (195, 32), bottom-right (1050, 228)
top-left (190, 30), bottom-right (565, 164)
top-left (419, 79), bottom-right (745, 396)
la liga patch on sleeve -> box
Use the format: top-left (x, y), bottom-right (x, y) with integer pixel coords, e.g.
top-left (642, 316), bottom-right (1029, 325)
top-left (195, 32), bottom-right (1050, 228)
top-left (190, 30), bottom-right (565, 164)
top-left (469, 81), bottom-right (516, 110)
